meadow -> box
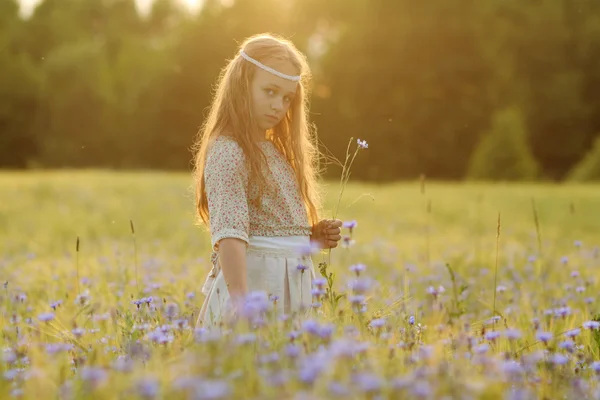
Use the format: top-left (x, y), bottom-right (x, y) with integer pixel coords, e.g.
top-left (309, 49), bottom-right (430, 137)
top-left (1, 170), bottom-right (600, 399)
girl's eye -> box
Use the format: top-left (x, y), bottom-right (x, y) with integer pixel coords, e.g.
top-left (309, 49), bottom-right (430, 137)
top-left (283, 96), bottom-right (291, 103)
top-left (265, 89), bottom-right (275, 96)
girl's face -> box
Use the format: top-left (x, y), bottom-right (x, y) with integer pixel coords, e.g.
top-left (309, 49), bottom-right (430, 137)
top-left (250, 59), bottom-right (298, 135)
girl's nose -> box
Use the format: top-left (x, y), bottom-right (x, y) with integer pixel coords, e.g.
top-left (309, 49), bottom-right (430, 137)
top-left (271, 98), bottom-right (283, 111)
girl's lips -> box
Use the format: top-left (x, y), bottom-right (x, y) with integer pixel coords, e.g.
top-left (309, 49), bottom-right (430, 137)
top-left (265, 114), bottom-right (278, 121)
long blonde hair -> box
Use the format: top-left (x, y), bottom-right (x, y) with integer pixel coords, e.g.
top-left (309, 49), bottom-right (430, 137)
top-left (191, 33), bottom-right (322, 230)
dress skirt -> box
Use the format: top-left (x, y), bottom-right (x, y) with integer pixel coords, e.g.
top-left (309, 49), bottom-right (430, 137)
top-left (196, 235), bottom-right (315, 328)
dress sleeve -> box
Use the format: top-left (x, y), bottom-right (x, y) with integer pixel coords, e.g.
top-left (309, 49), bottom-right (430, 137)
top-left (204, 139), bottom-right (250, 250)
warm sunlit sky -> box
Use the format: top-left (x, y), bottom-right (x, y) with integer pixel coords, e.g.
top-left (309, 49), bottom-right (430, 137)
top-left (18, 0), bottom-right (203, 17)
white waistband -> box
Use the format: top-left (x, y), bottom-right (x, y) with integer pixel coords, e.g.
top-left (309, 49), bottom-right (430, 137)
top-left (248, 235), bottom-right (309, 250)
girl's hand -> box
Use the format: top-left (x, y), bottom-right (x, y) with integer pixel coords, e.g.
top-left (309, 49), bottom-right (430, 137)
top-left (311, 219), bottom-right (343, 249)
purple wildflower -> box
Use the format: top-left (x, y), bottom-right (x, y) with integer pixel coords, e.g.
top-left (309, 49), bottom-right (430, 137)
top-left (349, 295), bottom-right (366, 305)
top-left (550, 353), bottom-right (569, 365)
top-left (504, 329), bottom-right (522, 340)
top-left (50, 300), bottom-right (63, 310)
top-left (136, 378), bottom-right (160, 399)
top-left (80, 367), bottom-right (108, 388)
top-left (354, 372), bottom-right (382, 393)
top-left (297, 264), bottom-right (309, 273)
top-left (195, 379), bottom-right (231, 399)
top-left (536, 331), bottom-right (553, 343)
top-left (559, 340), bottom-right (575, 352)
top-left (313, 278), bottom-right (327, 288)
top-left (485, 331), bottom-right (501, 342)
top-left (38, 312), bottom-right (55, 322)
top-left (565, 328), bottom-right (581, 338)
top-left (369, 318), bottom-right (386, 329)
top-left (343, 220), bottom-right (357, 232)
top-left (583, 321), bottom-right (600, 330)
top-left (347, 277), bottom-right (373, 294)
top-left (349, 264), bottom-right (366, 276)
top-left (296, 241), bottom-right (321, 256)
top-left (285, 344), bottom-right (301, 358)
top-left (357, 138), bottom-right (368, 149)
top-left (303, 320), bottom-right (321, 336)
top-left (329, 381), bottom-right (350, 396)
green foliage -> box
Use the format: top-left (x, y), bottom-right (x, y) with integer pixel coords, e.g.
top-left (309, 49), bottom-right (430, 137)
top-left (567, 135), bottom-right (600, 181)
top-left (467, 107), bottom-right (539, 181)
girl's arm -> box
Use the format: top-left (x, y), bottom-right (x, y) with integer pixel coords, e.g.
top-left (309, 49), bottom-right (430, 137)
top-left (217, 238), bottom-right (248, 301)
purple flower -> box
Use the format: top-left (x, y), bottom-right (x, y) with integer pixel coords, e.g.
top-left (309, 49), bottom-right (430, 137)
top-left (357, 138), bottom-right (368, 149)
top-left (80, 367), bottom-right (108, 388)
top-left (349, 263), bottom-right (366, 275)
top-left (574, 240), bottom-right (583, 248)
top-left (369, 318), bottom-right (386, 329)
top-left (195, 379), bottom-right (231, 399)
top-left (303, 320), bottom-right (321, 336)
top-left (343, 220), bottom-right (357, 231)
top-left (504, 329), bottom-right (522, 340)
top-left (296, 241), bottom-right (321, 256)
top-left (285, 344), bottom-right (301, 358)
top-left (38, 312), bottom-right (55, 322)
top-left (550, 353), bottom-right (569, 365)
top-left (485, 331), bottom-right (501, 341)
top-left (536, 331), bottom-right (553, 343)
top-left (559, 340), bottom-right (575, 351)
top-left (50, 300), bottom-right (63, 310)
top-left (318, 324), bottom-right (335, 340)
top-left (298, 365), bottom-right (320, 385)
top-left (136, 378), bottom-right (160, 399)
top-left (313, 278), bottom-right (327, 288)
top-left (347, 277), bottom-right (373, 294)
top-left (349, 295), bottom-right (366, 305)
top-left (329, 381), bottom-right (350, 396)
top-left (583, 321), bottom-right (600, 330)
top-left (565, 328), bottom-right (580, 337)
top-left (297, 264), bottom-right (309, 273)
top-left (591, 361), bottom-right (600, 373)
top-left (408, 315), bottom-right (415, 325)
top-left (353, 372), bottom-right (382, 393)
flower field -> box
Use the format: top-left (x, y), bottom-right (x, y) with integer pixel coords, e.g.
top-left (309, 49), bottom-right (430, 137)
top-left (1, 171), bottom-right (600, 399)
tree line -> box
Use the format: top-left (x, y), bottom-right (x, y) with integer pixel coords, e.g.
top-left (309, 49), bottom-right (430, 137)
top-left (1, 0), bottom-right (600, 181)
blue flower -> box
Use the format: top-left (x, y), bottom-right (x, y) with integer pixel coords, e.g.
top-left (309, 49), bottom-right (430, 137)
top-left (583, 321), bottom-right (600, 330)
top-left (285, 344), bottom-right (301, 358)
top-left (38, 312), bottom-right (55, 322)
top-left (195, 379), bottom-right (231, 399)
top-left (535, 331), bottom-right (553, 343)
top-left (368, 318), bottom-right (386, 329)
top-left (347, 277), bottom-right (373, 294)
top-left (312, 278), bottom-right (327, 288)
top-left (408, 315), bottom-right (415, 325)
top-left (357, 139), bottom-right (368, 149)
top-left (504, 329), bottom-right (521, 340)
top-left (353, 372), bottom-right (382, 393)
top-left (297, 264), bottom-right (309, 273)
top-left (303, 320), bottom-right (321, 336)
top-left (349, 264), bottom-right (366, 276)
top-left (136, 378), bottom-right (160, 399)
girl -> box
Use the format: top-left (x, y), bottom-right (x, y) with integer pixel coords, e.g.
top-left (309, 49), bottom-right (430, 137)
top-left (191, 33), bottom-right (343, 327)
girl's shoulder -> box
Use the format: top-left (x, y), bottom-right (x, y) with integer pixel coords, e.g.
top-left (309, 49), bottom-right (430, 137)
top-left (206, 134), bottom-right (247, 169)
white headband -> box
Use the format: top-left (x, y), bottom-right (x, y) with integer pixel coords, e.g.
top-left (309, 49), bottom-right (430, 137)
top-left (240, 50), bottom-right (301, 82)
